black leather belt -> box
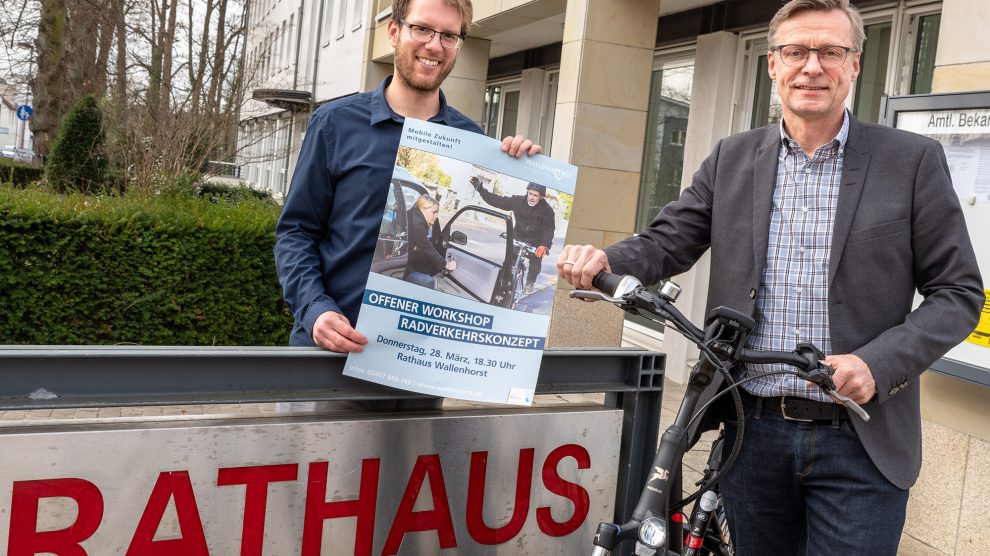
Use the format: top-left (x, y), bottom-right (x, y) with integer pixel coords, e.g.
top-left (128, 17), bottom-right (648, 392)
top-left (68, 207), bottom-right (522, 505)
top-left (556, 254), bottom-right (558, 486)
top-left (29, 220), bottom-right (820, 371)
top-left (743, 390), bottom-right (849, 422)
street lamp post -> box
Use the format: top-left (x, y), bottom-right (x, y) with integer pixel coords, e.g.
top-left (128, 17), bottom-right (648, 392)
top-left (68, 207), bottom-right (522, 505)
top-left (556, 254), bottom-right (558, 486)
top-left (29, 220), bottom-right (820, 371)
top-left (16, 41), bottom-right (35, 153)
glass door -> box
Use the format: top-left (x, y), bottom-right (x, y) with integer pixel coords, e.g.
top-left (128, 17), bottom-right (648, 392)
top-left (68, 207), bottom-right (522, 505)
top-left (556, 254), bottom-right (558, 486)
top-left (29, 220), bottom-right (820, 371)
top-left (628, 54), bottom-right (695, 332)
top-left (482, 80), bottom-right (521, 140)
top-left (635, 58), bottom-right (695, 231)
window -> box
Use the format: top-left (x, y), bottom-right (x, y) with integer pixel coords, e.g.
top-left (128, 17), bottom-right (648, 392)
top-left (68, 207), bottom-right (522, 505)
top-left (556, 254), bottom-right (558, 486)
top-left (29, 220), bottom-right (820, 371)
top-left (910, 13), bottom-right (940, 94)
top-left (636, 58), bottom-right (693, 231)
top-left (628, 53), bottom-right (694, 332)
top-left (352, 0), bottom-right (364, 30)
top-left (286, 15), bottom-right (294, 66)
top-left (483, 85), bottom-right (502, 139)
top-left (853, 21), bottom-right (892, 122)
top-left (482, 80), bottom-right (520, 140)
top-left (741, 40), bottom-right (782, 131)
top-left (336, 0), bottom-right (347, 39)
top-left (322, 0), bottom-right (334, 45)
top-left (538, 69), bottom-right (559, 155)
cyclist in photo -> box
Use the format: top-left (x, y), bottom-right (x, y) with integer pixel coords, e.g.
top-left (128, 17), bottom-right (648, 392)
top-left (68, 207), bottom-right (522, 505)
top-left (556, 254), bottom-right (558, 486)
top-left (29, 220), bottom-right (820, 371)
top-left (403, 194), bottom-right (456, 289)
top-left (556, 0), bottom-right (983, 553)
top-left (471, 178), bottom-right (555, 295)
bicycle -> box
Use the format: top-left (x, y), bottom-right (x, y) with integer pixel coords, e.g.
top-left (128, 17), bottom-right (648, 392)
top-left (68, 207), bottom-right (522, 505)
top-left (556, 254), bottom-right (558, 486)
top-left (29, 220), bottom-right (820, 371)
top-left (501, 236), bottom-right (538, 308)
top-left (571, 271), bottom-right (870, 556)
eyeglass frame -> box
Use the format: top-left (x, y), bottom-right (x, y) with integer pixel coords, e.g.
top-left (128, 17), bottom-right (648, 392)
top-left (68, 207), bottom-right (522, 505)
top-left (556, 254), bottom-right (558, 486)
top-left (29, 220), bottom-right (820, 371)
top-left (396, 19), bottom-right (465, 49)
top-left (769, 44), bottom-right (859, 68)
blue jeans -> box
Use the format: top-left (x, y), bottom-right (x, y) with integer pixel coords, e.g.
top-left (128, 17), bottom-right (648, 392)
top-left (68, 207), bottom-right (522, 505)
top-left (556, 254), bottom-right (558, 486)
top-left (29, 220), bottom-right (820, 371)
top-left (719, 393), bottom-right (909, 555)
top-left (404, 271), bottom-right (436, 289)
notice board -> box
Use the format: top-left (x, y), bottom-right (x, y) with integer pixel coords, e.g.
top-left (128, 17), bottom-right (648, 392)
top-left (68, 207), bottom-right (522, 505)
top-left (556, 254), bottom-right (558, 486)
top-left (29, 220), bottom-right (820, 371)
top-left (882, 91), bottom-right (990, 386)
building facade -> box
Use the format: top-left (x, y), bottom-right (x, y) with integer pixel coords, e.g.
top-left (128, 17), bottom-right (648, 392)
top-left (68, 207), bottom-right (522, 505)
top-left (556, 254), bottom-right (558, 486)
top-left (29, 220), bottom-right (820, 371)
top-left (238, 1), bottom-right (990, 553)
top-left (0, 83), bottom-right (32, 151)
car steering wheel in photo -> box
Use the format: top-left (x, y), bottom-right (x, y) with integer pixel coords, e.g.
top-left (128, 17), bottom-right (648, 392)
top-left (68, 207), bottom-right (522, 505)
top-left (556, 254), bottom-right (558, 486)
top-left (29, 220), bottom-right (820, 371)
top-left (572, 271), bottom-right (869, 556)
top-left (370, 152), bottom-right (571, 316)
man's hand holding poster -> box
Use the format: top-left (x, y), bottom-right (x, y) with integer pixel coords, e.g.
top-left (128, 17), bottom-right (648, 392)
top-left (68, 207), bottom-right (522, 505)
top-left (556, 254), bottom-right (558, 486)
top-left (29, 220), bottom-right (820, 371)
top-left (344, 119), bottom-right (577, 405)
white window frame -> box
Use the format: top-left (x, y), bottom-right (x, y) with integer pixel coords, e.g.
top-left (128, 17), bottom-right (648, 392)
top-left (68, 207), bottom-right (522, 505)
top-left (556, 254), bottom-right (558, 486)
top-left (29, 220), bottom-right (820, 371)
top-left (483, 77), bottom-right (521, 140)
top-left (322, 0), bottom-right (335, 46)
top-left (336, 0), bottom-right (348, 39)
top-left (886, 1), bottom-right (942, 96)
top-left (537, 67), bottom-right (559, 155)
top-left (352, 0), bottom-right (364, 31)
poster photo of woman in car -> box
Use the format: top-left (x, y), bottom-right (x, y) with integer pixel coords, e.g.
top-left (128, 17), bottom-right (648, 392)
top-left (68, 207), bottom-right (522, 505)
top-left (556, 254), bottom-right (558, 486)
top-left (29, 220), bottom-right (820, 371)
top-left (369, 146), bottom-right (572, 316)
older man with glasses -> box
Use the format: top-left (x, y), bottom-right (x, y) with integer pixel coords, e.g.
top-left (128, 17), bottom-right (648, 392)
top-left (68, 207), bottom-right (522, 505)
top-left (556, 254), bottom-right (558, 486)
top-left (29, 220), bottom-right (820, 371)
top-left (557, 0), bottom-right (984, 553)
top-left (275, 0), bottom-right (542, 354)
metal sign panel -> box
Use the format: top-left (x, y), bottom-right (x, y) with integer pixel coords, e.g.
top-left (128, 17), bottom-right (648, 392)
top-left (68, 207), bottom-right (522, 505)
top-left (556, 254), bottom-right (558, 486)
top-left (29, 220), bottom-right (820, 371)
top-left (0, 408), bottom-right (621, 555)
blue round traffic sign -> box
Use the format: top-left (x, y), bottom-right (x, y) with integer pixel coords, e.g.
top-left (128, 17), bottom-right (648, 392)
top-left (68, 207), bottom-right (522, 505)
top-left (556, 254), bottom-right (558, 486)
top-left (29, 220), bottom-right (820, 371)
top-left (16, 105), bottom-right (33, 121)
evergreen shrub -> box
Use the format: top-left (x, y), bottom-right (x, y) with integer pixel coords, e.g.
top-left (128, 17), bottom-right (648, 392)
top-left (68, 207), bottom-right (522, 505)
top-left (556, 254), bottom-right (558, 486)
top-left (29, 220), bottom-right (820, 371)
top-left (45, 95), bottom-right (113, 194)
top-left (0, 185), bottom-right (292, 345)
top-left (0, 159), bottom-right (43, 188)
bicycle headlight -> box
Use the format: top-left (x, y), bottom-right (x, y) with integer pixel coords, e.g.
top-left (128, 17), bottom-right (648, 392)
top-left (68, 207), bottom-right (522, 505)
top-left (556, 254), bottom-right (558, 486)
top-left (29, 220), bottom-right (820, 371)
top-left (639, 517), bottom-right (667, 549)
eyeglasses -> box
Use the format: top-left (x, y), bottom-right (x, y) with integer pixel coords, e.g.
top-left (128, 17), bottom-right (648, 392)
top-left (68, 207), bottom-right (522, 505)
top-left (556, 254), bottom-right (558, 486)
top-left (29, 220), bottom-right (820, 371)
top-left (398, 19), bottom-right (465, 49)
top-left (770, 44), bottom-right (858, 68)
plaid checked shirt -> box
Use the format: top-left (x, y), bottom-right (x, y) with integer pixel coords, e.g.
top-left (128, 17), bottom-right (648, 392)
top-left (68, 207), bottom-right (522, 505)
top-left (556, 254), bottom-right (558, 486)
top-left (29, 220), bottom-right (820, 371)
top-left (742, 113), bottom-right (850, 401)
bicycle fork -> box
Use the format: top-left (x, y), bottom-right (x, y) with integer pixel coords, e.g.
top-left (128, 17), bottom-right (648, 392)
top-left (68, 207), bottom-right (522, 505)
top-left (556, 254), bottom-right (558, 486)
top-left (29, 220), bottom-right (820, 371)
top-left (682, 434), bottom-right (732, 556)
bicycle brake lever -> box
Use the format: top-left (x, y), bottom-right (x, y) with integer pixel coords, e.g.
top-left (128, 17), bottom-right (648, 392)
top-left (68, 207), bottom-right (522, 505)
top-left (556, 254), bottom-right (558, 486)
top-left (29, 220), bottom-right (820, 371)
top-left (804, 367), bottom-right (871, 422)
top-left (569, 290), bottom-right (630, 305)
top-left (827, 390), bottom-right (871, 422)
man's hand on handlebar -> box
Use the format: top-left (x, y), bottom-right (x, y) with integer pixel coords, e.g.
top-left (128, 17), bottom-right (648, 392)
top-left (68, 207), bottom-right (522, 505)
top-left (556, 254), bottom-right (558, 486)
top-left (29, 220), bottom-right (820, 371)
top-left (822, 354), bottom-right (877, 404)
top-left (312, 311), bottom-right (368, 353)
top-left (556, 244), bottom-right (611, 290)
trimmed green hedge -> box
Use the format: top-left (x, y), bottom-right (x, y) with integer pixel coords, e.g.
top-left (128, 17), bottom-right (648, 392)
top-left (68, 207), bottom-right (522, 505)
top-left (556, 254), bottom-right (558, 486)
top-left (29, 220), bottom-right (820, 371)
top-left (198, 181), bottom-right (275, 204)
top-left (0, 159), bottom-right (44, 188)
top-left (0, 185), bottom-right (292, 345)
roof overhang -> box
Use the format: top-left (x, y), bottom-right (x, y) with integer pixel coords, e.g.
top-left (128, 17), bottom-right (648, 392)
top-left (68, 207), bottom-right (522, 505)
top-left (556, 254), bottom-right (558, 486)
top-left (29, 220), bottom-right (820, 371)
top-left (251, 89), bottom-right (312, 111)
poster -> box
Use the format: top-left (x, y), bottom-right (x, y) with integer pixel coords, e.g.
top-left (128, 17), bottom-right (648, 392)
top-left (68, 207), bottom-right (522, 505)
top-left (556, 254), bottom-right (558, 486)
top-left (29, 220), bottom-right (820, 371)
top-left (895, 108), bottom-right (990, 203)
top-left (969, 290), bottom-right (990, 348)
top-left (344, 119), bottom-right (577, 405)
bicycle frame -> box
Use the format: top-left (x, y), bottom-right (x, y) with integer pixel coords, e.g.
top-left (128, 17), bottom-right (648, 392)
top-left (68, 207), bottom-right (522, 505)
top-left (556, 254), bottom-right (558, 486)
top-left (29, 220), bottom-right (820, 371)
top-left (576, 272), bottom-right (869, 556)
top-left (508, 239), bottom-right (537, 307)
top-left (591, 319), bottom-right (734, 555)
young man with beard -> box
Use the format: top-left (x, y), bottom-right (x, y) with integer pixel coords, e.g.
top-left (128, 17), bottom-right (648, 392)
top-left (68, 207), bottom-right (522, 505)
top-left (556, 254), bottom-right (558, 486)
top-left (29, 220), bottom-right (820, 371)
top-left (275, 0), bottom-right (541, 352)
top-left (556, 0), bottom-right (983, 553)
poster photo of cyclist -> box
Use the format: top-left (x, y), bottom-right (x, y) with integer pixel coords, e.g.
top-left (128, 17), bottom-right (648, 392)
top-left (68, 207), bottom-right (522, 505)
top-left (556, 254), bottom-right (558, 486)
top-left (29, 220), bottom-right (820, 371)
top-left (369, 145), bottom-right (572, 317)
top-left (349, 118), bottom-right (577, 406)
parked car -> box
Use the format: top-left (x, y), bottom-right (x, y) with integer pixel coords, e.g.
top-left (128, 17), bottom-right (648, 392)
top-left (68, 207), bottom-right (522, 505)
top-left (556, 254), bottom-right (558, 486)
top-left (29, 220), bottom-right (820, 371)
top-left (0, 146), bottom-right (35, 163)
top-left (371, 166), bottom-right (523, 308)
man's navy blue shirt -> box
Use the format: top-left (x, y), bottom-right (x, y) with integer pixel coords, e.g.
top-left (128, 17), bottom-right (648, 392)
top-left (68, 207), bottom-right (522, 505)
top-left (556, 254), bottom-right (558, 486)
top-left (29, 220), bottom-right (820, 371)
top-left (274, 76), bottom-right (483, 345)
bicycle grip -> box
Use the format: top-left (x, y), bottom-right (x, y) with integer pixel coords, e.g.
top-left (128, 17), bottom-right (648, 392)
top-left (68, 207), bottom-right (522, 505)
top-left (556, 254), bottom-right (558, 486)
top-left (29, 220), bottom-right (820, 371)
top-left (592, 270), bottom-right (624, 296)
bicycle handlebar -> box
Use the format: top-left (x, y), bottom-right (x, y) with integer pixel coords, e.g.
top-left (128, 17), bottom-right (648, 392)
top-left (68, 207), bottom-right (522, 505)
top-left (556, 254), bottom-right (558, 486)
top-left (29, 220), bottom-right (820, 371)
top-left (510, 239), bottom-right (538, 253)
top-left (576, 270), bottom-right (869, 421)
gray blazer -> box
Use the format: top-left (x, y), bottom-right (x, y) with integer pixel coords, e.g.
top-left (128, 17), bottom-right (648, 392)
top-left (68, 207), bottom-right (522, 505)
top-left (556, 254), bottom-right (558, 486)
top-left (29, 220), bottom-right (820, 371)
top-left (606, 114), bottom-right (984, 489)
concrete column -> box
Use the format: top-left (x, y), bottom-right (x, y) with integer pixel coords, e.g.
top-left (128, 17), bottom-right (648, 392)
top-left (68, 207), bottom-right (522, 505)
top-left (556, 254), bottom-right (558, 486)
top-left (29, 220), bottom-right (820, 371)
top-left (658, 31), bottom-right (740, 383)
top-left (517, 67), bottom-right (547, 140)
top-left (931, 0), bottom-right (990, 93)
top-left (546, 0), bottom-right (660, 347)
top-left (438, 37), bottom-right (492, 125)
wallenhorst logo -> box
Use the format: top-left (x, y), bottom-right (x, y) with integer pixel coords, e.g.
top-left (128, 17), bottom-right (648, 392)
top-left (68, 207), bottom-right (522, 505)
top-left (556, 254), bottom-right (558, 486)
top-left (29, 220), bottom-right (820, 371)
top-left (524, 158), bottom-right (573, 183)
